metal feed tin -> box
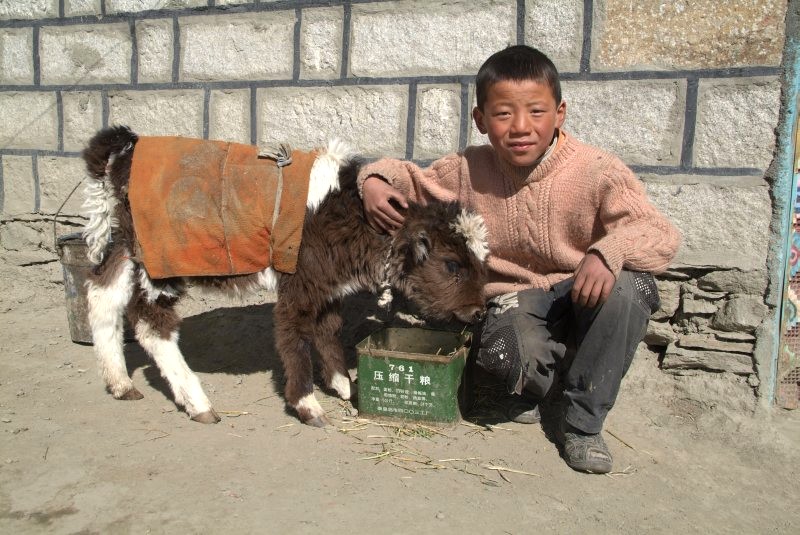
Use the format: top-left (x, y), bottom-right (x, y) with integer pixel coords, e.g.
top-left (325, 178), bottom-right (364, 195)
top-left (357, 327), bottom-right (471, 423)
top-left (56, 233), bottom-right (95, 344)
top-left (56, 232), bottom-right (135, 345)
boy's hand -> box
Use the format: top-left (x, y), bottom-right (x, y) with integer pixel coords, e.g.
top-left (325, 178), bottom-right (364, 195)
top-left (571, 252), bottom-right (616, 308)
top-left (363, 175), bottom-right (408, 233)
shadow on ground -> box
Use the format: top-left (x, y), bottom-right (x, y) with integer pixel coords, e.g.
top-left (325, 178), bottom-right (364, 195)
top-left (119, 293), bottom-right (397, 414)
top-left (116, 291), bottom-right (554, 431)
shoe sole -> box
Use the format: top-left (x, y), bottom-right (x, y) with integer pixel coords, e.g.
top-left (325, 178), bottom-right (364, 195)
top-left (564, 458), bottom-right (612, 474)
top-left (508, 403), bottom-right (541, 424)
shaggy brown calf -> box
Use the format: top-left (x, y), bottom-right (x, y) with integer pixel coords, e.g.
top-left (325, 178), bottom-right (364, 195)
top-left (81, 126), bottom-right (488, 426)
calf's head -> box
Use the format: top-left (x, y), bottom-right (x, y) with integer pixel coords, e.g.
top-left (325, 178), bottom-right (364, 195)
top-left (391, 202), bottom-right (488, 323)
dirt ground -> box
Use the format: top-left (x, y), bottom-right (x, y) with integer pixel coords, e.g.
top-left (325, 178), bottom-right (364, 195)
top-left (1, 259), bottom-right (799, 535)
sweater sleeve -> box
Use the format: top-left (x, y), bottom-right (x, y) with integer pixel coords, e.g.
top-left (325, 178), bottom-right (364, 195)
top-left (356, 154), bottom-right (464, 204)
top-left (588, 159), bottom-right (681, 276)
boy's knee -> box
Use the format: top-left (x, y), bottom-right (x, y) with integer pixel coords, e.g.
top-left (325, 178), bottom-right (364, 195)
top-left (475, 320), bottom-right (524, 393)
top-left (475, 289), bottom-right (562, 396)
top-left (615, 271), bottom-right (660, 316)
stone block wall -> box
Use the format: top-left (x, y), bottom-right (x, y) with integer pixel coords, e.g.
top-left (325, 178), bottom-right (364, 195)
top-left (0, 0), bottom-right (794, 406)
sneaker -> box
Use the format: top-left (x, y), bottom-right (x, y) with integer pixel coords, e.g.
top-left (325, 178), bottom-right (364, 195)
top-left (559, 422), bottom-right (613, 474)
top-left (507, 397), bottom-right (541, 424)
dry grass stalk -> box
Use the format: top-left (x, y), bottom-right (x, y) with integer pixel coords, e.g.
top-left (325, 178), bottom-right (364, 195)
top-left (249, 393), bottom-right (280, 405)
top-left (606, 428), bottom-right (656, 461)
top-left (123, 429), bottom-right (170, 447)
top-left (217, 410), bottom-right (251, 417)
top-left (390, 460), bottom-right (417, 472)
top-left (481, 463), bottom-right (542, 478)
top-left (604, 465), bottom-right (637, 479)
top-left (451, 463), bottom-right (501, 487)
top-left (338, 415), bottom-right (538, 485)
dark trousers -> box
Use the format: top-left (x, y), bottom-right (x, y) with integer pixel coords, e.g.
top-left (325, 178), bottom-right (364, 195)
top-left (475, 271), bottom-right (659, 434)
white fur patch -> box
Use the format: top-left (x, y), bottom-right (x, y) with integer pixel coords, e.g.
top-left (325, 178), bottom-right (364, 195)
top-left (134, 322), bottom-right (212, 416)
top-left (296, 393), bottom-right (325, 419)
top-left (331, 279), bottom-right (362, 301)
top-left (330, 372), bottom-right (351, 400)
top-left (86, 254), bottom-right (135, 397)
top-left (82, 178), bottom-right (118, 265)
top-left (305, 139), bottom-right (357, 212)
top-left (138, 270), bottom-right (181, 303)
top-left (255, 267), bottom-right (280, 292)
top-left (451, 209), bottom-right (489, 263)
top-left (376, 286), bottom-right (393, 309)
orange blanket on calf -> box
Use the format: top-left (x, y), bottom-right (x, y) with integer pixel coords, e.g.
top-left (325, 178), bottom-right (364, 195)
top-left (128, 136), bottom-right (315, 279)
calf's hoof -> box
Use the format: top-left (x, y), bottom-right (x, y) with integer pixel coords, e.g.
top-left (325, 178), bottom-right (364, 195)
top-left (303, 414), bottom-right (331, 428)
top-left (191, 409), bottom-right (221, 424)
top-left (117, 387), bottom-right (144, 401)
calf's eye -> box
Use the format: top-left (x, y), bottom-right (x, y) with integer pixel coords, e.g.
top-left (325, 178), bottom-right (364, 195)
top-left (445, 260), bottom-right (461, 274)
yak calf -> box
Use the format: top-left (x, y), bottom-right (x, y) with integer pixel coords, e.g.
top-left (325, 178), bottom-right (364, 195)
top-left (80, 126), bottom-right (488, 426)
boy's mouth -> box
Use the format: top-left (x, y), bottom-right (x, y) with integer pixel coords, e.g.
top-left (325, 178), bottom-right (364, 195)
top-left (508, 141), bottom-right (535, 152)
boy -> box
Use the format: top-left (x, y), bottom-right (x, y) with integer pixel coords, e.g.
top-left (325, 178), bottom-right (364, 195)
top-left (359, 45), bottom-right (680, 474)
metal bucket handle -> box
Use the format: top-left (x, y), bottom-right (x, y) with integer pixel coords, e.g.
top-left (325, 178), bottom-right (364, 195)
top-left (53, 178), bottom-right (86, 252)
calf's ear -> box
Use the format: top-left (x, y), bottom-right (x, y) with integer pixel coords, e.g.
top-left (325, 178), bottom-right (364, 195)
top-left (411, 230), bottom-right (431, 264)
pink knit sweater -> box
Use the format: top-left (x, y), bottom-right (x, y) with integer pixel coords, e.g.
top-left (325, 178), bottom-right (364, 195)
top-left (358, 131), bottom-right (681, 299)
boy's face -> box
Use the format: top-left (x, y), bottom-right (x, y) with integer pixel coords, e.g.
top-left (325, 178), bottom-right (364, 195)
top-left (472, 79), bottom-right (566, 168)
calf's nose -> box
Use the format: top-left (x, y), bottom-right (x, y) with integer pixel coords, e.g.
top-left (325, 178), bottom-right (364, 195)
top-left (456, 306), bottom-right (484, 324)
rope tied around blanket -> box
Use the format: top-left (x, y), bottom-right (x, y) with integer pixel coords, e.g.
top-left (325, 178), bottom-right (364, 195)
top-left (258, 143), bottom-right (293, 168)
top-left (258, 143), bottom-right (295, 268)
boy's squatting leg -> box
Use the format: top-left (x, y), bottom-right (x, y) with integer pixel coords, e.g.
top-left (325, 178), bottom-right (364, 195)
top-left (561, 270), bottom-right (657, 434)
top-left (473, 271), bottom-right (658, 470)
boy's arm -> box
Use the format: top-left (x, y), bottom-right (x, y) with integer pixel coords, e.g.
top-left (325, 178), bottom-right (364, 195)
top-left (363, 176), bottom-right (408, 233)
top-left (571, 251), bottom-right (616, 308)
top-left (357, 156), bottom-right (463, 232)
top-left (589, 161), bottom-right (681, 276)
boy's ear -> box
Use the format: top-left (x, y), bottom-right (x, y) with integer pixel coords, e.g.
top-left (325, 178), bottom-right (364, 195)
top-left (472, 106), bottom-right (488, 135)
top-left (556, 99), bottom-right (567, 129)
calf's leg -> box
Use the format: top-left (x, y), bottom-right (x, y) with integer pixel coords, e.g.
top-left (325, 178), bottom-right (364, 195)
top-left (87, 249), bottom-right (142, 400)
top-left (129, 292), bottom-right (219, 423)
top-left (311, 306), bottom-right (352, 401)
top-left (274, 302), bottom-right (329, 426)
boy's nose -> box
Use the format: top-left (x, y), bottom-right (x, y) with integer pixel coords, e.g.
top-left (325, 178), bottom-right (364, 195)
top-left (510, 114), bottom-right (532, 133)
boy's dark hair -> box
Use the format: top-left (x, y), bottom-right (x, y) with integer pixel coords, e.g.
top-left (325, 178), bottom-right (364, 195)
top-left (475, 45), bottom-right (562, 109)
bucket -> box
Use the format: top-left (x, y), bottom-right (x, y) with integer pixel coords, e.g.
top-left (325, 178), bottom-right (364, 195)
top-left (53, 179), bottom-right (135, 345)
top-left (356, 327), bottom-right (474, 423)
top-left (56, 232), bottom-right (94, 344)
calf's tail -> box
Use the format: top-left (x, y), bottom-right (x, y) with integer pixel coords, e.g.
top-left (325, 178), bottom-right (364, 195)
top-left (81, 126), bottom-right (138, 265)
